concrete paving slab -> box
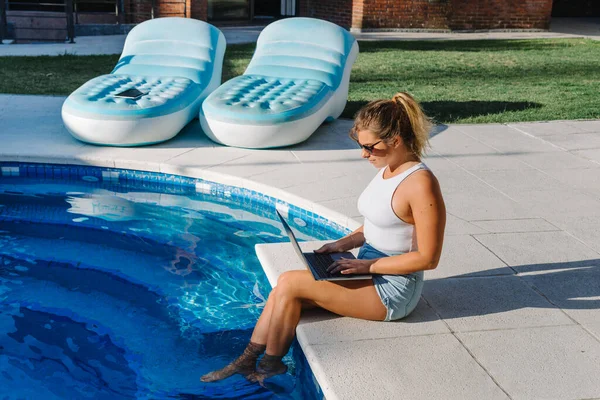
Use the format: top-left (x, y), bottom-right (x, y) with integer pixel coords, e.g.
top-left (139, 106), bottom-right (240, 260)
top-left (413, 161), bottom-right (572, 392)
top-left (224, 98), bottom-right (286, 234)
top-left (439, 153), bottom-right (529, 172)
top-left (0, 123), bottom-right (85, 163)
top-left (284, 173), bottom-right (375, 203)
top-left (458, 325), bottom-right (600, 400)
top-left (2, 115), bottom-right (68, 138)
top-left (286, 149), bottom-right (369, 176)
top-left (420, 154), bottom-right (463, 172)
top-left (422, 275), bottom-right (573, 332)
top-left (584, 323), bottom-right (600, 342)
top-left (429, 126), bottom-right (499, 156)
top-left (473, 231), bottom-right (600, 268)
top-left (442, 189), bottom-right (532, 221)
top-left (541, 133), bottom-right (600, 151)
top-left (304, 334), bottom-right (509, 400)
top-left (0, 35), bottom-right (127, 56)
top-left (434, 168), bottom-right (503, 195)
top-left (509, 188), bottom-right (600, 218)
top-left (472, 168), bottom-right (565, 195)
top-left (427, 234), bottom-right (512, 280)
top-left (316, 196), bottom-right (363, 220)
top-left (247, 161), bottom-right (348, 189)
top-left (470, 218), bottom-right (559, 234)
top-left (565, 120), bottom-right (600, 133)
top-left (297, 300), bottom-right (449, 345)
top-left (548, 215), bottom-right (600, 254)
top-left (73, 124), bottom-right (213, 172)
top-left (515, 149), bottom-right (597, 170)
top-left (517, 259), bottom-right (600, 326)
top-left (542, 167), bottom-right (600, 199)
top-left (288, 119), bottom-right (355, 150)
top-left (456, 124), bottom-right (565, 153)
top-left (205, 148), bottom-right (301, 178)
top-left (574, 148), bottom-right (600, 164)
top-left (159, 141), bottom-right (253, 171)
top-left (443, 213), bottom-right (489, 236)
top-left (0, 144), bottom-right (89, 166)
top-left (508, 121), bottom-right (589, 136)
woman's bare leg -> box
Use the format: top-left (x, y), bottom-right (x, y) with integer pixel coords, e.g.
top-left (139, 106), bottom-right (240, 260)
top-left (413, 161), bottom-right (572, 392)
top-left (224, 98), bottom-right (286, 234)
top-left (248, 270), bottom-right (386, 382)
top-left (249, 286), bottom-right (279, 345)
top-left (201, 286), bottom-right (318, 382)
top-left (251, 287), bottom-right (317, 344)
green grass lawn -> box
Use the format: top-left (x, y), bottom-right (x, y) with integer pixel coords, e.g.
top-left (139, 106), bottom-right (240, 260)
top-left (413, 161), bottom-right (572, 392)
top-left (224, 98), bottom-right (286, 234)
top-left (1, 38), bottom-right (599, 124)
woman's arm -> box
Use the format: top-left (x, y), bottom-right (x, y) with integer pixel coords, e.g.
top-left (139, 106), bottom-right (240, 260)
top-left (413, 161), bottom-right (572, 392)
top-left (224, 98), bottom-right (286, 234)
top-left (369, 174), bottom-right (446, 274)
top-left (315, 225), bottom-right (365, 254)
top-left (338, 225), bottom-right (365, 251)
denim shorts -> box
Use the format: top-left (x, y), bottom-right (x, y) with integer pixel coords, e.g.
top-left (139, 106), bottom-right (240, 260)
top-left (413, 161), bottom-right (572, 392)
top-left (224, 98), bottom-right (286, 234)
top-left (358, 242), bottom-right (424, 321)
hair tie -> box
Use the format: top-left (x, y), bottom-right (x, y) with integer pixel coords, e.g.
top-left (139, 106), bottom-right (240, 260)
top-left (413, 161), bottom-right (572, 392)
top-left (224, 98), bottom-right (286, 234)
top-left (392, 94), bottom-right (403, 104)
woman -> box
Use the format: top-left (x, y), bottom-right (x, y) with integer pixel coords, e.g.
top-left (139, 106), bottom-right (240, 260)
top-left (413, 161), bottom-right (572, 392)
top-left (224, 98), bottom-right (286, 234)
top-left (201, 92), bottom-right (446, 384)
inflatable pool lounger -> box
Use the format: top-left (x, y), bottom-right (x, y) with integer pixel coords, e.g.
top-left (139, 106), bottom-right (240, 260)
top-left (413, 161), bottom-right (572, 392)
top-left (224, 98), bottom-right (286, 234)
top-left (62, 17), bottom-right (226, 147)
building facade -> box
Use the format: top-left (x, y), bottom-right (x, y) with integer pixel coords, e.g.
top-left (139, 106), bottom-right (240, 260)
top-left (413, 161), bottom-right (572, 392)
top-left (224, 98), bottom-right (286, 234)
top-left (152, 0), bottom-right (557, 31)
top-left (4, 0), bottom-right (598, 43)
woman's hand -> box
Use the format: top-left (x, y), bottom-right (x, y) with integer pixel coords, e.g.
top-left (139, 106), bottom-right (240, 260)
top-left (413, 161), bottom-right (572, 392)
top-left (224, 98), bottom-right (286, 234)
top-left (314, 241), bottom-right (345, 254)
top-left (315, 232), bottom-right (362, 254)
top-left (327, 258), bottom-right (377, 275)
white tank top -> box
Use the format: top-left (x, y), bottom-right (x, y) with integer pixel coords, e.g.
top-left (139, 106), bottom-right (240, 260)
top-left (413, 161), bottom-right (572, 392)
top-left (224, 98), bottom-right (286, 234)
top-left (357, 162), bottom-right (428, 255)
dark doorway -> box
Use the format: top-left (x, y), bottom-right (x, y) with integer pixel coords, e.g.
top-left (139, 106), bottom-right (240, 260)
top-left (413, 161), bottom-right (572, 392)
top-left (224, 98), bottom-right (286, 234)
top-left (208, 0), bottom-right (250, 20)
top-left (254, 0), bottom-right (280, 18)
top-left (552, 0), bottom-right (600, 17)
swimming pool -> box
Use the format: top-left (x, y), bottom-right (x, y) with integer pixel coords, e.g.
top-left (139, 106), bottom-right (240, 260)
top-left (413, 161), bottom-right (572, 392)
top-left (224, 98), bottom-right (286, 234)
top-left (0, 163), bottom-right (348, 399)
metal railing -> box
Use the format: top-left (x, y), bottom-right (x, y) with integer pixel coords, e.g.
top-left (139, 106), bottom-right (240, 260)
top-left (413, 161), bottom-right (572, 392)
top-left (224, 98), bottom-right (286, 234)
top-left (1, 0), bottom-right (74, 43)
top-left (0, 0), bottom-right (8, 43)
top-left (73, 0), bottom-right (124, 24)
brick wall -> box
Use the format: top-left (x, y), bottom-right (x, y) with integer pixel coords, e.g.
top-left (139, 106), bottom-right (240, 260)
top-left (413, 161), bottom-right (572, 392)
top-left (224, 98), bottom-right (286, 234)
top-left (125, 0), bottom-right (202, 22)
top-left (298, 0), bottom-right (553, 30)
top-left (360, 0), bottom-right (449, 29)
top-left (448, 0), bottom-right (553, 30)
top-left (129, 0), bottom-right (153, 23)
top-left (190, 0), bottom-right (207, 20)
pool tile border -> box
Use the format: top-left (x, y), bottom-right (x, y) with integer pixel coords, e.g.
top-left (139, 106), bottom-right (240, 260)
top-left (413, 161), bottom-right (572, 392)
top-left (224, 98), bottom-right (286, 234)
top-left (0, 162), bottom-right (354, 239)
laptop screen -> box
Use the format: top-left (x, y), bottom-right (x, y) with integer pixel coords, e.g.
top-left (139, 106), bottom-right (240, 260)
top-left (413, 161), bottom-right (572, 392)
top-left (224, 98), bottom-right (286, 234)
top-left (275, 209), bottom-right (309, 266)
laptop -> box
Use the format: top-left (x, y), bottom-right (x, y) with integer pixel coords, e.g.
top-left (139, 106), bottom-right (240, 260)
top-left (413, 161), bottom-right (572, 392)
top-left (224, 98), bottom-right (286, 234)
top-left (275, 209), bottom-right (372, 281)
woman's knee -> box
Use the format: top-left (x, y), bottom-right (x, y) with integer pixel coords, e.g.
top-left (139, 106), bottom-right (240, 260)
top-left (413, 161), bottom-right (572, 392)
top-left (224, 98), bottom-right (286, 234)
top-left (267, 285), bottom-right (279, 301)
top-left (276, 270), bottom-right (300, 288)
top-left (275, 271), bottom-right (304, 298)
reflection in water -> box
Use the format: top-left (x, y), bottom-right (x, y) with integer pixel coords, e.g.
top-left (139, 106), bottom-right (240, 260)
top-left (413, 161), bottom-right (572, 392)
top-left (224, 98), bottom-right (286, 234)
top-left (0, 179), bottom-right (335, 399)
top-left (66, 193), bottom-right (159, 222)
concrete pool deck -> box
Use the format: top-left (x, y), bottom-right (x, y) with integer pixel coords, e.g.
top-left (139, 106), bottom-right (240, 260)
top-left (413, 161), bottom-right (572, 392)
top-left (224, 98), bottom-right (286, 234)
top-left (1, 94), bottom-right (600, 399)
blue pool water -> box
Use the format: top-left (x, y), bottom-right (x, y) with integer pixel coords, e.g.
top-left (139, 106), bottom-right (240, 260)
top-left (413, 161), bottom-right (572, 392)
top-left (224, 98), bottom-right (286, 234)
top-left (0, 164), bottom-right (346, 399)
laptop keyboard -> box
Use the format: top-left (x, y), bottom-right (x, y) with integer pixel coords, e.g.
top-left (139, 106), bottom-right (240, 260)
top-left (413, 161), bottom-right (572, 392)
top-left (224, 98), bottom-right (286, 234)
top-left (304, 252), bottom-right (340, 279)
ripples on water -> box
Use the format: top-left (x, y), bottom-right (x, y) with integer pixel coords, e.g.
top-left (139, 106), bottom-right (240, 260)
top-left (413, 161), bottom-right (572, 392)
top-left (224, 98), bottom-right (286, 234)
top-left (0, 174), bottom-right (338, 399)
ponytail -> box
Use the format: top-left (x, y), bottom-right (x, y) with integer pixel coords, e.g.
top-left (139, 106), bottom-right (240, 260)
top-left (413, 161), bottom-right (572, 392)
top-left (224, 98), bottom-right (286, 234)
top-left (391, 92), bottom-right (432, 158)
top-left (351, 92), bottom-right (432, 158)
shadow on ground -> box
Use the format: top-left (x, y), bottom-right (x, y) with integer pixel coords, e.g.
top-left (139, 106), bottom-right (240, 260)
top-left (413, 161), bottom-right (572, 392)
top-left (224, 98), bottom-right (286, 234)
top-left (420, 258), bottom-right (600, 319)
top-left (345, 100), bottom-right (543, 124)
top-left (303, 258), bottom-right (600, 325)
top-left (355, 39), bottom-right (588, 53)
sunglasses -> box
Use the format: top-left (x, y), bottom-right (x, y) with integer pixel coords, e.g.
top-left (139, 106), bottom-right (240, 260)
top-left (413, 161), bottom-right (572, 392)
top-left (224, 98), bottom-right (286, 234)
top-left (354, 139), bottom-right (383, 154)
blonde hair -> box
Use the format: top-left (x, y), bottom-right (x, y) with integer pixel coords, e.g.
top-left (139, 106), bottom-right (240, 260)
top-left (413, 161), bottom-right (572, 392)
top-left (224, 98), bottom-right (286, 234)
top-left (350, 92), bottom-right (432, 158)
